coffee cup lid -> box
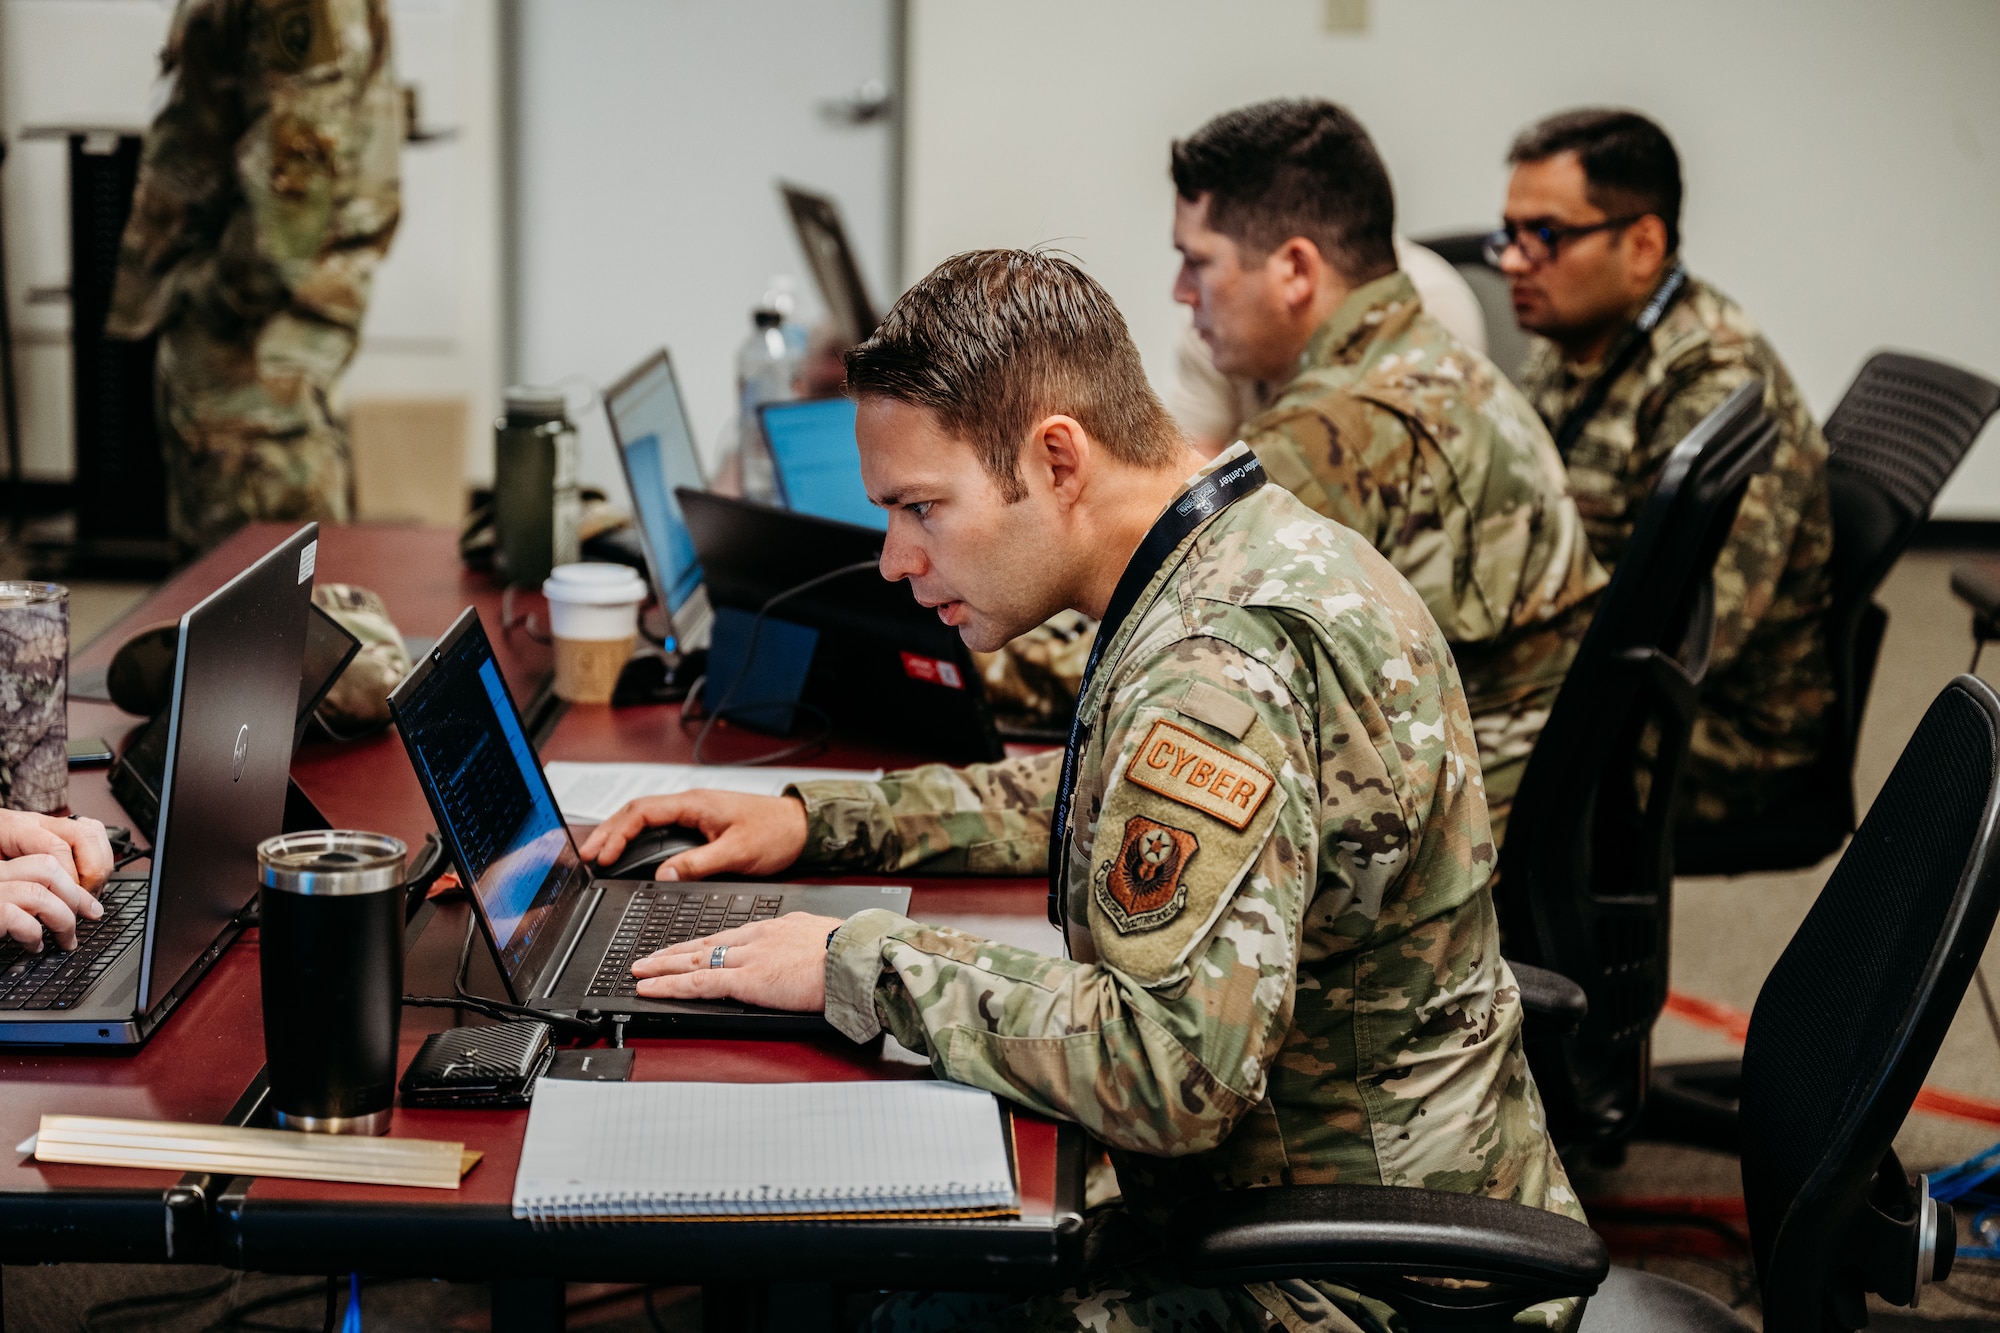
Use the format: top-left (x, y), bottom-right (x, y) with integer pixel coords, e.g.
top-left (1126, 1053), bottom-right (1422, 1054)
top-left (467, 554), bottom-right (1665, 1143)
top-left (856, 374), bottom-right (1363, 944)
top-left (543, 563), bottom-right (648, 606)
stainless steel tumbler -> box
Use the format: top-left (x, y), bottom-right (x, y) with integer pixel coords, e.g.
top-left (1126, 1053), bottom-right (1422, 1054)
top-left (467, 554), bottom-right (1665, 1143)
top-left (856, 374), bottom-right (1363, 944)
top-left (258, 831), bottom-right (407, 1135)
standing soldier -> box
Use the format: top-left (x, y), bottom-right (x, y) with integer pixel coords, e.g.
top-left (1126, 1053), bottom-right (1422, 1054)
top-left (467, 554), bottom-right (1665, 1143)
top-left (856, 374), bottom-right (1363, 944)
top-left (106, 0), bottom-right (402, 555)
top-left (581, 250), bottom-right (1583, 1331)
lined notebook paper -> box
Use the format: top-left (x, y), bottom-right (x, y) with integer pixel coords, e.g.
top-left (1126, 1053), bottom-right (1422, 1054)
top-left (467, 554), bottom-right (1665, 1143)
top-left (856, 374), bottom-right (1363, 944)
top-left (544, 761), bottom-right (884, 824)
top-left (511, 1080), bottom-right (1017, 1224)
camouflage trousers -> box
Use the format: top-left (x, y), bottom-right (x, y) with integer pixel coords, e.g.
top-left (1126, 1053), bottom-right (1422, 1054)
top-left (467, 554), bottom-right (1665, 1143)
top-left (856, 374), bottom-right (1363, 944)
top-left (155, 312), bottom-right (356, 555)
top-left (866, 1272), bottom-right (1390, 1333)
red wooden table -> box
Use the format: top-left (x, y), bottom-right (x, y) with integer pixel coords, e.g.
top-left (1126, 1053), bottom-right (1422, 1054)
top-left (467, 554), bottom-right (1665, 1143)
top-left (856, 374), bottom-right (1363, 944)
top-left (0, 523), bottom-right (1080, 1324)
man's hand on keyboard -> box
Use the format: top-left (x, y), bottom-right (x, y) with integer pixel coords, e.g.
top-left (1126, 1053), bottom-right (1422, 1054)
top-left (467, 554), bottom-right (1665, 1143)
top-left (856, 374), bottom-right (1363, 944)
top-left (0, 810), bottom-right (114, 892)
top-left (0, 855), bottom-right (103, 952)
top-left (629, 910), bottom-right (841, 1011)
top-left (579, 791), bottom-right (808, 883)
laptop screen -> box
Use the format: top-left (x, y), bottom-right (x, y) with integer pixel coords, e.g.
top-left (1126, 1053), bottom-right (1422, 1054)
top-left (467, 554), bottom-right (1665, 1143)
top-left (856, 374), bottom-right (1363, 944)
top-left (762, 397), bottom-right (885, 531)
top-left (395, 620), bottom-right (576, 986)
top-left (607, 354), bottom-right (706, 613)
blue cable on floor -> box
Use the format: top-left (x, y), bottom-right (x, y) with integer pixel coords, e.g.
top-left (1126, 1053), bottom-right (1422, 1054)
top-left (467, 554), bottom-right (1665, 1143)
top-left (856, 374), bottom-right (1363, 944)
top-left (1929, 1139), bottom-right (2000, 1260)
top-left (341, 1273), bottom-right (362, 1333)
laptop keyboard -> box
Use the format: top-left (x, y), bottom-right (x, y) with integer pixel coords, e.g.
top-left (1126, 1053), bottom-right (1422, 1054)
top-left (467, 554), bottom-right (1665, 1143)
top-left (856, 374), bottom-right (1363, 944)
top-left (0, 879), bottom-right (148, 1011)
top-left (587, 889), bottom-right (782, 999)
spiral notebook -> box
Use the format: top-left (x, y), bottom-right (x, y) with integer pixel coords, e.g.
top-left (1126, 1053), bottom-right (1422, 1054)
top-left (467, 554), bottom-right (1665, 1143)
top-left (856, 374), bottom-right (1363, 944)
top-left (510, 1079), bottom-right (1019, 1224)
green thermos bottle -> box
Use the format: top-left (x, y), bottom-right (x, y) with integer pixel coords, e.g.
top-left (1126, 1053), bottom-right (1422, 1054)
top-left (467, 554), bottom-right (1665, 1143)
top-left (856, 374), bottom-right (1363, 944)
top-left (493, 385), bottom-right (580, 589)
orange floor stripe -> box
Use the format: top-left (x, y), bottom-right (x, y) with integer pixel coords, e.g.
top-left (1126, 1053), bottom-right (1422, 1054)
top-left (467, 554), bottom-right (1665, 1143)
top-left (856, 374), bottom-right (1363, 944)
top-left (1663, 988), bottom-right (2000, 1127)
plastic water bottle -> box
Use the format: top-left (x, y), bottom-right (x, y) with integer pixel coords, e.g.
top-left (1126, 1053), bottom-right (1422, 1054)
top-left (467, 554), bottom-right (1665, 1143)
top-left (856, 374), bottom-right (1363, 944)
top-left (734, 305), bottom-right (801, 503)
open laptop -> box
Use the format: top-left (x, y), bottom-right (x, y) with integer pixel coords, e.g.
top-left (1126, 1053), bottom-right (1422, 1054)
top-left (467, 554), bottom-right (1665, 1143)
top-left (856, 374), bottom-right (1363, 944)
top-left (780, 182), bottom-right (879, 347)
top-left (678, 489), bottom-right (1004, 765)
top-left (603, 349), bottom-right (713, 649)
top-left (759, 396), bottom-right (883, 531)
top-left (388, 608), bottom-right (909, 1036)
top-left (0, 525), bottom-right (317, 1046)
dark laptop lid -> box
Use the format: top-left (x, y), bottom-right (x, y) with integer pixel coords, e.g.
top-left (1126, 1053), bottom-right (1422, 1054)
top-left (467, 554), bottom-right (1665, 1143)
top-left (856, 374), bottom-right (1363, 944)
top-left (677, 491), bottom-right (1002, 764)
top-left (389, 610), bottom-right (586, 1003)
top-left (605, 350), bottom-right (707, 620)
top-left (139, 524), bottom-right (318, 1016)
top-left (780, 183), bottom-right (879, 347)
top-left (760, 397), bottom-right (883, 532)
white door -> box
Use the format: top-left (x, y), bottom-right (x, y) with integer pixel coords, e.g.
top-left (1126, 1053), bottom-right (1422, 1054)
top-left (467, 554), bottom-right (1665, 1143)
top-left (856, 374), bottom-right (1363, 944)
top-left (509, 0), bottom-right (898, 495)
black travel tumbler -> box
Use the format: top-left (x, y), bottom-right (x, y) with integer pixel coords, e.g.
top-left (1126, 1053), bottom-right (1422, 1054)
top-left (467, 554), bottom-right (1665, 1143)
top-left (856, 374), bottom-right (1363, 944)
top-left (258, 831), bottom-right (408, 1135)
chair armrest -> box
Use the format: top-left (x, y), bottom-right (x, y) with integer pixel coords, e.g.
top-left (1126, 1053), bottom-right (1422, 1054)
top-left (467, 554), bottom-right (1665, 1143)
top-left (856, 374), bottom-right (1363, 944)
top-left (1509, 959), bottom-right (1588, 1034)
top-left (1169, 1185), bottom-right (1606, 1327)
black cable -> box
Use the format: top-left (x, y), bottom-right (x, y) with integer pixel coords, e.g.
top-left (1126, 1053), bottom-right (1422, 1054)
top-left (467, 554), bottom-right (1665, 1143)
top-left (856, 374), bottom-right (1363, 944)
top-left (1977, 966), bottom-right (2000, 1056)
top-left (400, 913), bottom-right (600, 1035)
top-left (323, 1276), bottom-right (338, 1333)
top-left (689, 558), bottom-right (877, 766)
top-left (81, 1275), bottom-right (236, 1331)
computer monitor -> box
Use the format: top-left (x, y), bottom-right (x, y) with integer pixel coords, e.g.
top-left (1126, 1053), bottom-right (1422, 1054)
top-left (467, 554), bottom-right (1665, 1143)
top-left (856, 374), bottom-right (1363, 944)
top-left (605, 350), bottom-right (708, 629)
top-left (759, 397), bottom-right (884, 532)
top-left (780, 183), bottom-right (880, 347)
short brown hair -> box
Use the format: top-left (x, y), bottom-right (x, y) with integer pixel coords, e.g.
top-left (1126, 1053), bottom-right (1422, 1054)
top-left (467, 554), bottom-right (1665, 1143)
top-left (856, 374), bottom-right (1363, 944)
top-left (1171, 99), bottom-right (1397, 285)
top-left (844, 250), bottom-right (1180, 501)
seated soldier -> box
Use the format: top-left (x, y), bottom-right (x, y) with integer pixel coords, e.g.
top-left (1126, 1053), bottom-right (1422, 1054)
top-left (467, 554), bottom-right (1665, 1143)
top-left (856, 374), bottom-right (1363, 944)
top-left (1497, 108), bottom-right (1833, 827)
top-left (581, 250), bottom-right (1582, 1332)
top-left (1171, 99), bottom-right (1607, 845)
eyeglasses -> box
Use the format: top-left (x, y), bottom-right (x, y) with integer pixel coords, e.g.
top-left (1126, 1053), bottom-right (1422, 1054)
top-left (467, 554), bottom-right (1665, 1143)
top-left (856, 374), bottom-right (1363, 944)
top-left (1482, 216), bottom-right (1644, 267)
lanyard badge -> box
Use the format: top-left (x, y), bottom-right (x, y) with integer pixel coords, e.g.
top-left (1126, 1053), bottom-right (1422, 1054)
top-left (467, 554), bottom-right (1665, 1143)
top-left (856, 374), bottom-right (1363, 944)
top-left (1044, 453), bottom-right (1267, 929)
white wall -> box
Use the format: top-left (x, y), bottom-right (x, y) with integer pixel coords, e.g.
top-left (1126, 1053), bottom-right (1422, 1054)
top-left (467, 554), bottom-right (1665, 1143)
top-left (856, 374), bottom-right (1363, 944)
top-left (905, 0), bottom-right (2000, 517)
top-left (510, 0), bottom-right (895, 494)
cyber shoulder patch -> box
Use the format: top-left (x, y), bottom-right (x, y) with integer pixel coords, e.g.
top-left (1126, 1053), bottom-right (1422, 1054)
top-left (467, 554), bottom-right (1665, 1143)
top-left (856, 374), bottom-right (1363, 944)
top-left (1096, 815), bottom-right (1200, 934)
top-left (1123, 719), bottom-right (1273, 830)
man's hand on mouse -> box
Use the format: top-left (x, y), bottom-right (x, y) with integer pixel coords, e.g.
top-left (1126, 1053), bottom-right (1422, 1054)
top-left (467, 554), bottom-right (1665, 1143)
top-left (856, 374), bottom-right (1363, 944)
top-left (578, 791), bottom-right (810, 883)
top-left (629, 910), bottom-right (841, 1011)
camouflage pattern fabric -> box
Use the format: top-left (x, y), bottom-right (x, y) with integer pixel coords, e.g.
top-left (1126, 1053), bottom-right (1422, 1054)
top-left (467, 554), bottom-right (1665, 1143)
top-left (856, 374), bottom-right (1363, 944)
top-left (0, 595), bottom-right (70, 815)
top-left (309, 583), bottom-right (410, 736)
top-left (971, 610), bottom-right (1097, 731)
top-left (1518, 276), bottom-right (1833, 823)
top-left (796, 446), bottom-right (1581, 1331)
top-left (106, 0), bottom-right (403, 555)
top-left (1235, 271), bottom-right (1607, 844)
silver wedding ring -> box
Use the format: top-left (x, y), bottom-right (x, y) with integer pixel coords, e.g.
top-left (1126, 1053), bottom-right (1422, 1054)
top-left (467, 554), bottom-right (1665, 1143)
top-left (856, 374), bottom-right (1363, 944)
top-left (709, 945), bottom-right (729, 969)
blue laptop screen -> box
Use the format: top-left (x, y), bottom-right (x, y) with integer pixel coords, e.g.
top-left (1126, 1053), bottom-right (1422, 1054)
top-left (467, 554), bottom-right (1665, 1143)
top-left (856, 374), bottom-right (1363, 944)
top-left (397, 626), bottom-right (572, 983)
top-left (608, 358), bottom-right (706, 612)
top-left (762, 397), bottom-right (885, 531)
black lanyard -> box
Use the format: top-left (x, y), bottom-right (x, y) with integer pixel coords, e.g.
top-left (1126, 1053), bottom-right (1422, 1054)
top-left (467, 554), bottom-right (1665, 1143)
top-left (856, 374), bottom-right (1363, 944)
top-left (1552, 262), bottom-right (1688, 460)
top-left (1045, 452), bottom-right (1268, 927)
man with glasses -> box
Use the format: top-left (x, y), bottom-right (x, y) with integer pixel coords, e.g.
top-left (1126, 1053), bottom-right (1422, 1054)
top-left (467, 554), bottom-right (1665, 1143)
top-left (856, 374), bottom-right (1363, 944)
top-left (1496, 108), bottom-right (1832, 830)
top-left (1169, 99), bottom-right (1606, 846)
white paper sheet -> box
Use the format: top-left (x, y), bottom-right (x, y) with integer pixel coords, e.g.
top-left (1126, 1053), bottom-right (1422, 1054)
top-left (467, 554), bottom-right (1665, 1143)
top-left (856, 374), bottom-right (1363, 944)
top-left (544, 761), bottom-right (884, 824)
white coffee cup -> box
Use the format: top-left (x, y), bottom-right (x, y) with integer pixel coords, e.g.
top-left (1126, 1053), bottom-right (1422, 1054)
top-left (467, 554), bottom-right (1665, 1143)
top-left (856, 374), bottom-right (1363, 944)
top-left (542, 563), bottom-right (648, 703)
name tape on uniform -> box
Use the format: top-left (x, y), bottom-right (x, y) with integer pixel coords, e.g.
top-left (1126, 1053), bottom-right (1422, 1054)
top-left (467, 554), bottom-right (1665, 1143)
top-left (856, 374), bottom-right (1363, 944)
top-left (1124, 719), bottom-right (1271, 831)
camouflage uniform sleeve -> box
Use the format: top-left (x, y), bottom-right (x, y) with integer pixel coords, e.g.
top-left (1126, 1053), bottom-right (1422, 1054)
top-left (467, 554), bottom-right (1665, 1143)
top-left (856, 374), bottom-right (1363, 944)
top-left (788, 749), bottom-right (1061, 875)
top-left (1649, 357), bottom-right (1810, 671)
top-left (107, 0), bottom-right (245, 338)
top-left (820, 636), bottom-right (1343, 1158)
top-left (1240, 398), bottom-right (1398, 543)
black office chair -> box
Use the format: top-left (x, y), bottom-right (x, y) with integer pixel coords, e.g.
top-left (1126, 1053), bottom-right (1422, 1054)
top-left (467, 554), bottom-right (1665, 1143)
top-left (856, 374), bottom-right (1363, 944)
top-left (1674, 351), bottom-right (2000, 876)
top-left (1169, 675), bottom-right (2000, 1330)
top-left (1498, 381), bottom-right (1776, 1148)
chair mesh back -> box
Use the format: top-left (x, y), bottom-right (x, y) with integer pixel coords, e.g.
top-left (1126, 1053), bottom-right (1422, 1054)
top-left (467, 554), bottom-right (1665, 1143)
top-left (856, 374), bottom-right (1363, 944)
top-left (1740, 678), bottom-right (2000, 1298)
top-left (1824, 352), bottom-right (2000, 526)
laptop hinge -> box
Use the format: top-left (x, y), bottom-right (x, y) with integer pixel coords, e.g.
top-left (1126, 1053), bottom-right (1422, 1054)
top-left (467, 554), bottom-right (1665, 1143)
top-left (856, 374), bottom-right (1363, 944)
top-left (541, 885), bottom-right (604, 999)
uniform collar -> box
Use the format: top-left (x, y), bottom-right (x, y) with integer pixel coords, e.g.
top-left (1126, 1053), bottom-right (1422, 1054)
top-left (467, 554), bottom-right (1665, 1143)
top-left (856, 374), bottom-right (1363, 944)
top-left (1072, 444), bottom-right (1257, 727)
top-left (1297, 269), bottom-right (1420, 374)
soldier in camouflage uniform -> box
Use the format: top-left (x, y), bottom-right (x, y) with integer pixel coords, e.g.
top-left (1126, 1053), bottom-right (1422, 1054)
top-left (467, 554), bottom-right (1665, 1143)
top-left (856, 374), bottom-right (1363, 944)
top-left (106, 0), bottom-right (403, 555)
top-left (1170, 102), bottom-right (1607, 844)
top-left (580, 251), bottom-right (1582, 1332)
top-left (1499, 110), bottom-right (1832, 824)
